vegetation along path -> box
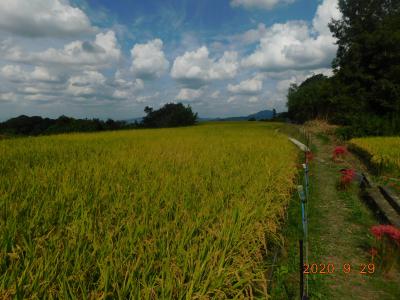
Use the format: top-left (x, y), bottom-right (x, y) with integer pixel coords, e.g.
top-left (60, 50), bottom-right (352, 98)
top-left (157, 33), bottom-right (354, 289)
top-left (305, 131), bottom-right (400, 299)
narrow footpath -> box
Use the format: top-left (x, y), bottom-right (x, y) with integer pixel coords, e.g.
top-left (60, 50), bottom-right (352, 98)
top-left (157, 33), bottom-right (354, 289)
top-left (306, 133), bottom-right (400, 299)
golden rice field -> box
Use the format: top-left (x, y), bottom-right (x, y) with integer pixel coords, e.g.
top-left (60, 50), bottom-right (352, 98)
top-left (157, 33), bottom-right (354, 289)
top-left (349, 137), bottom-right (400, 175)
top-left (0, 122), bottom-right (298, 299)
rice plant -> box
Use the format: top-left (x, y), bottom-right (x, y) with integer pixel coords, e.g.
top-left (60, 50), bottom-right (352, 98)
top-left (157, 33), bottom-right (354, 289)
top-left (349, 137), bottom-right (400, 174)
top-left (0, 122), bottom-right (298, 299)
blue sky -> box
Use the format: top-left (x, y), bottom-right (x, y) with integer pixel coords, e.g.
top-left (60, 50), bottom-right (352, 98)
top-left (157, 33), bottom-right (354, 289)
top-left (0, 0), bottom-right (340, 120)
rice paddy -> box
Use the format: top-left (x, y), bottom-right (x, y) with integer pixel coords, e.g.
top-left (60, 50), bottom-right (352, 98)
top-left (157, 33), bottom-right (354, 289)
top-left (0, 122), bottom-right (298, 299)
top-left (349, 137), bottom-right (400, 174)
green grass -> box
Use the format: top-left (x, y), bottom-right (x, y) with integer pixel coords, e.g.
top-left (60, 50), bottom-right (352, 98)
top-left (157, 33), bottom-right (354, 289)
top-left (271, 129), bottom-right (400, 300)
top-left (315, 133), bottom-right (330, 145)
top-left (0, 122), bottom-right (298, 299)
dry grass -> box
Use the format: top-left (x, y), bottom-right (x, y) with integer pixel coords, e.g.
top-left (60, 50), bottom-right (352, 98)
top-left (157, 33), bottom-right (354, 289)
top-left (303, 119), bottom-right (339, 135)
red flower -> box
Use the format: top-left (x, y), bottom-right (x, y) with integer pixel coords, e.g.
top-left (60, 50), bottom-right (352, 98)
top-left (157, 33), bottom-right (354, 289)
top-left (340, 169), bottom-right (356, 186)
top-left (333, 146), bottom-right (347, 160)
top-left (371, 225), bottom-right (384, 240)
top-left (370, 225), bottom-right (400, 242)
top-left (388, 227), bottom-right (400, 242)
top-left (340, 169), bottom-right (355, 177)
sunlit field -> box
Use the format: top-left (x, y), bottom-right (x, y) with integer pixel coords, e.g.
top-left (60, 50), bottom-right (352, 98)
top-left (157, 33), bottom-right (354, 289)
top-left (350, 137), bottom-right (400, 174)
top-left (0, 122), bottom-right (298, 299)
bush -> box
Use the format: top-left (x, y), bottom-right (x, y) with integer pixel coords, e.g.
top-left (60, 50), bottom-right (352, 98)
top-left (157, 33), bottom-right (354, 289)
top-left (141, 103), bottom-right (197, 128)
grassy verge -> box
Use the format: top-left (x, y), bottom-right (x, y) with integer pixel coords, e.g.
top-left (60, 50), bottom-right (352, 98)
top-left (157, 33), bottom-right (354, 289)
top-left (268, 124), bottom-right (310, 299)
top-left (271, 128), bottom-right (400, 299)
top-left (268, 184), bottom-right (303, 299)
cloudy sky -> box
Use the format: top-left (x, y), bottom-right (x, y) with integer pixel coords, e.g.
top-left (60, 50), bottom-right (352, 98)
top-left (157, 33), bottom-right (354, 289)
top-left (0, 0), bottom-right (341, 120)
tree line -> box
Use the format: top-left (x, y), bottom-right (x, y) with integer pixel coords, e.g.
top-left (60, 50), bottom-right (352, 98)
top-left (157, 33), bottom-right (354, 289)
top-left (287, 0), bottom-right (400, 139)
top-left (0, 103), bottom-right (197, 136)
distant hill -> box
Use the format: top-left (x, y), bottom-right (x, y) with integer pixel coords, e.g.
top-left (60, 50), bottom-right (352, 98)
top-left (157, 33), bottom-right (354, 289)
top-left (199, 110), bottom-right (274, 122)
top-left (124, 117), bottom-right (143, 124)
top-left (129, 110), bottom-right (275, 123)
top-left (247, 110), bottom-right (274, 120)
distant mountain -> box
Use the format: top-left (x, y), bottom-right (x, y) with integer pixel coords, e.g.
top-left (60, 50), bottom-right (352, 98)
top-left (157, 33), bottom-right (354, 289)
top-left (247, 110), bottom-right (274, 120)
top-left (124, 117), bottom-right (143, 124)
top-left (130, 110), bottom-right (275, 123)
top-left (199, 110), bottom-right (274, 122)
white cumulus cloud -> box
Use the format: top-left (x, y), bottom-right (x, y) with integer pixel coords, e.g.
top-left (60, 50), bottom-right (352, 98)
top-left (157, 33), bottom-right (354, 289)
top-left (66, 70), bottom-right (106, 97)
top-left (171, 46), bottom-right (239, 87)
top-left (313, 0), bottom-right (341, 35)
top-left (228, 76), bottom-right (263, 95)
top-left (31, 67), bottom-right (59, 82)
top-left (130, 39), bottom-right (169, 79)
top-left (0, 92), bottom-right (17, 102)
top-left (114, 70), bottom-right (144, 90)
top-left (237, 23), bottom-right (268, 45)
top-left (1, 65), bottom-right (59, 82)
top-left (112, 90), bottom-right (131, 100)
top-left (175, 88), bottom-right (204, 101)
top-left (2, 31), bottom-right (121, 68)
top-left (248, 96), bottom-right (259, 103)
top-left (242, 0), bottom-right (341, 72)
top-left (211, 91), bottom-right (221, 99)
top-left (0, 65), bottom-right (28, 82)
top-left (0, 0), bottom-right (93, 37)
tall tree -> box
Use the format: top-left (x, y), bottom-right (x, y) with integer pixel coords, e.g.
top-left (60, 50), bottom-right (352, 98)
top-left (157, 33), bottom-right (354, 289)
top-left (329, 0), bottom-right (400, 116)
top-left (287, 74), bottom-right (334, 123)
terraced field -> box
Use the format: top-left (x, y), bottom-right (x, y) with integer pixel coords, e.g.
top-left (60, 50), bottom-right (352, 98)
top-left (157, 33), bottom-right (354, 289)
top-left (0, 122), bottom-right (298, 299)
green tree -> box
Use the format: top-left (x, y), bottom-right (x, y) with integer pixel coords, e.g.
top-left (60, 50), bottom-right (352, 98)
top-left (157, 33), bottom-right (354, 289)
top-left (287, 74), bottom-right (335, 123)
top-left (0, 115), bottom-right (130, 136)
top-left (141, 103), bottom-right (198, 128)
top-left (329, 0), bottom-right (400, 116)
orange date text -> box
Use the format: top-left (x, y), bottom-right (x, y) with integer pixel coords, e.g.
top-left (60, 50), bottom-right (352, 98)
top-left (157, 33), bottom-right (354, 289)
top-left (303, 263), bottom-right (375, 275)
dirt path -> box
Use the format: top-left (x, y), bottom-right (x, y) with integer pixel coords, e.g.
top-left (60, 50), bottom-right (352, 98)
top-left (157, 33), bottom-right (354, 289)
top-left (306, 134), bottom-right (400, 299)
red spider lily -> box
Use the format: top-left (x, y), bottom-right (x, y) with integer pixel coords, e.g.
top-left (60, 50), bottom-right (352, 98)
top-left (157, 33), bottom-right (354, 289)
top-left (370, 225), bottom-right (400, 272)
top-left (340, 169), bottom-right (356, 177)
top-left (333, 146), bottom-right (347, 160)
top-left (370, 225), bottom-right (400, 243)
top-left (340, 168), bottom-right (356, 186)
